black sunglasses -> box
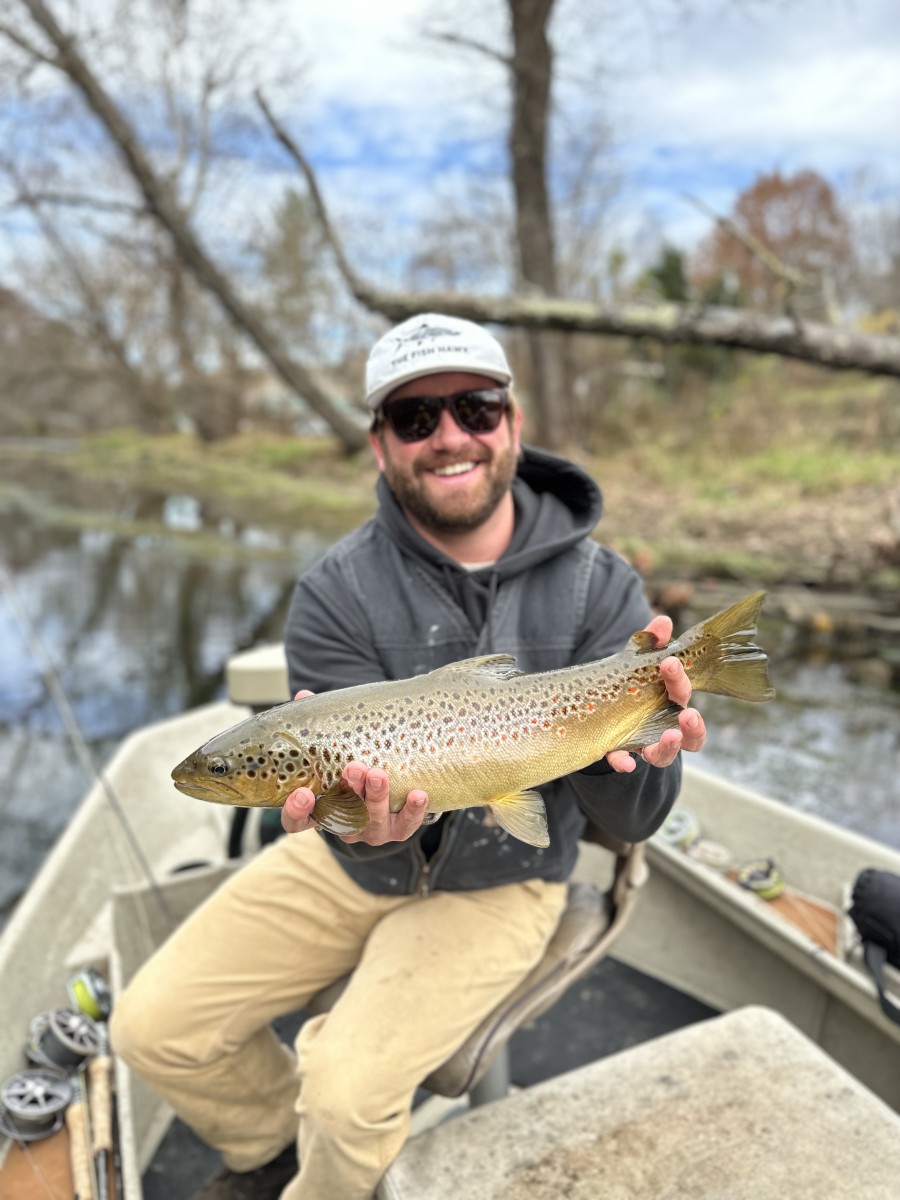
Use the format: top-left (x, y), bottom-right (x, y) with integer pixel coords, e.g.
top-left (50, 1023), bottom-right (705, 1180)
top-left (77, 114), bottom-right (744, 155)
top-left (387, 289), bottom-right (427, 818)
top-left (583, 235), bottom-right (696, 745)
top-left (377, 387), bottom-right (510, 443)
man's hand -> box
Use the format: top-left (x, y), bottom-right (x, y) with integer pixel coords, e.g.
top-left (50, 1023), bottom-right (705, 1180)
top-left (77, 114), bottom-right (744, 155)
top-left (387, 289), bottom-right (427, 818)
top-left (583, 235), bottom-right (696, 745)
top-left (281, 690), bottom-right (430, 842)
top-left (605, 614), bottom-right (707, 773)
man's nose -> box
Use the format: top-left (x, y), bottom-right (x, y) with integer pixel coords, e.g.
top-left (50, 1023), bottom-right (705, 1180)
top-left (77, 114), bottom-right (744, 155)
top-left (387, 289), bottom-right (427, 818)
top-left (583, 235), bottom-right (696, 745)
top-left (428, 406), bottom-right (469, 449)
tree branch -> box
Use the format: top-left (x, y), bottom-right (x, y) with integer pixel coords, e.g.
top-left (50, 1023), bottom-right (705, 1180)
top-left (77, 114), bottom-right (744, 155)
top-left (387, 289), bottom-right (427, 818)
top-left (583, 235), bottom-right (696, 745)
top-left (17, 0), bottom-right (368, 453)
top-left (257, 104), bottom-right (900, 379)
top-left (0, 19), bottom-right (57, 65)
top-left (684, 192), bottom-right (813, 291)
top-left (421, 29), bottom-right (513, 68)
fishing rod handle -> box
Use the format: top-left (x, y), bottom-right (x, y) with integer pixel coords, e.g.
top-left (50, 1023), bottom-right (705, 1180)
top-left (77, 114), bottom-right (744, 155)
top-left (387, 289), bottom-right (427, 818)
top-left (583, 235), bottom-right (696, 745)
top-left (88, 1052), bottom-right (113, 1152)
top-left (66, 1093), bottom-right (95, 1200)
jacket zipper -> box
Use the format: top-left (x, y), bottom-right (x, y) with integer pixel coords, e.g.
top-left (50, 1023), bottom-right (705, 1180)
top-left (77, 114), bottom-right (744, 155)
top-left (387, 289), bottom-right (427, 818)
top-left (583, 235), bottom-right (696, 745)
top-left (413, 814), bottom-right (458, 897)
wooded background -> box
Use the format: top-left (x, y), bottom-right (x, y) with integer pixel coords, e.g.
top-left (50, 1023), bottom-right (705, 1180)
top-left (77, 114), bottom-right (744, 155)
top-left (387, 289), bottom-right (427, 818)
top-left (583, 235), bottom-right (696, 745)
top-left (1, 0), bottom-right (898, 452)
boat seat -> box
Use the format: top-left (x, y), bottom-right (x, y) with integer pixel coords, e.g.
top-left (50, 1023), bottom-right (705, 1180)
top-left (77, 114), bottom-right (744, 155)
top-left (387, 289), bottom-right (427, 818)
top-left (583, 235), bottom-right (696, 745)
top-left (306, 830), bottom-right (648, 1104)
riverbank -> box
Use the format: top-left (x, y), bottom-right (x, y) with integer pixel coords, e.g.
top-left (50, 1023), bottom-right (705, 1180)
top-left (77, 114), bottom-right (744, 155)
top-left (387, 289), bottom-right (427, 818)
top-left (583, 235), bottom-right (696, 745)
top-left (2, 415), bottom-right (897, 593)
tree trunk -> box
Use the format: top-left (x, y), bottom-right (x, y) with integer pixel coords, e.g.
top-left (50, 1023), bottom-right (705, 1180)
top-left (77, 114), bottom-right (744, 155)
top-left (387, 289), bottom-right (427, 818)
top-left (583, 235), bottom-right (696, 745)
top-left (507, 0), bottom-right (570, 447)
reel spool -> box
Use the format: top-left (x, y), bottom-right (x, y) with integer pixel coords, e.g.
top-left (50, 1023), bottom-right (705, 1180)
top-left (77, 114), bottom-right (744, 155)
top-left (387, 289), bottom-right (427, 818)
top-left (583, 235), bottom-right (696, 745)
top-left (737, 857), bottom-right (786, 901)
top-left (67, 967), bottom-right (112, 1022)
top-left (24, 1007), bottom-right (100, 1070)
top-left (0, 1067), bottom-right (72, 1143)
top-left (658, 806), bottom-right (701, 850)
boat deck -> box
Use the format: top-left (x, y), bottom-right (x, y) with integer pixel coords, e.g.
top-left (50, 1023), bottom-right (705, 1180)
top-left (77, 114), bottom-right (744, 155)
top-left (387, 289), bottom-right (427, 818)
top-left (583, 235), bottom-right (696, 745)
top-left (142, 956), bottom-right (716, 1199)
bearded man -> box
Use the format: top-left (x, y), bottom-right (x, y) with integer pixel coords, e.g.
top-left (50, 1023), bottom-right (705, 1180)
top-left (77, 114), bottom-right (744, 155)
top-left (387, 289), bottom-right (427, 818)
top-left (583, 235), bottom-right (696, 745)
top-left (112, 314), bottom-right (705, 1200)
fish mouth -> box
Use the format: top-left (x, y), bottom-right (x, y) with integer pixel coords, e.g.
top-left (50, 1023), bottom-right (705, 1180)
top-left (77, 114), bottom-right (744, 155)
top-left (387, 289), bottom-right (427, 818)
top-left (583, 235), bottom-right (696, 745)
top-left (171, 777), bottom-right (242, 803)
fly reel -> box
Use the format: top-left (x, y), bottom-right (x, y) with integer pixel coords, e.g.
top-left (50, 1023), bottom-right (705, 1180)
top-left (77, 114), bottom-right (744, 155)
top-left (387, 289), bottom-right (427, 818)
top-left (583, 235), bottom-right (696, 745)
top-left (0, 1067), bottom-right (72, 1142)
top-left (67, 966), bottom-right (112, 1022)
top-left (25, 1007), bottom-right (101, 1070)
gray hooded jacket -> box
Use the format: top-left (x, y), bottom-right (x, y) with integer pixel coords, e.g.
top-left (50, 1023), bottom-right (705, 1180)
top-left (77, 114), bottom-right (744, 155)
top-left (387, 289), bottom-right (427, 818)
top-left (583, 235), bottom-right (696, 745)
top-left (284, 446), bottom-right (681, 895)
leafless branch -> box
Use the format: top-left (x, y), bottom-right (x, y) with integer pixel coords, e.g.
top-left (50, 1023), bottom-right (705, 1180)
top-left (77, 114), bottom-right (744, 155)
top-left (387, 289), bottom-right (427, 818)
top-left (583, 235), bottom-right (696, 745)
top-left (18, 0), bottom-right (368, 452)
top-left (253, 104), bottom-right (900, 380)
top-left (0, 19), bottom-right (57, 65)
top-left (3, 188), bottom-right (147, 217)
top-left (421, 28), bottom-right (513, 68)
top-left (685, 193), bottom-right (811, 288)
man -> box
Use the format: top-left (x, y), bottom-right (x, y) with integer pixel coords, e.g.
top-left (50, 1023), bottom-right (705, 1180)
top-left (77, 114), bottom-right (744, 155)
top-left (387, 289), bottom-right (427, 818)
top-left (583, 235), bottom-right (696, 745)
top-left (111, 314), bottom-right (706, 1200)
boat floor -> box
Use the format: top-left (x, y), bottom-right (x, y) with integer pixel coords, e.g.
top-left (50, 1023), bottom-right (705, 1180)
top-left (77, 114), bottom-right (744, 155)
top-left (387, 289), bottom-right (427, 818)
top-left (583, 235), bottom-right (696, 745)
top-left (143, 956), bottom-right (717, 1199)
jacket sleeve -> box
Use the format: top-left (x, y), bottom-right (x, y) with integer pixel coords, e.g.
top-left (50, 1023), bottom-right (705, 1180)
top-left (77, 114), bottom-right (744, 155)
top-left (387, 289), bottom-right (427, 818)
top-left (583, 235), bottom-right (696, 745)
top-left (564, 547), bottom-right (682, 843)
top-left (284, 543), bottom-right (387, 697)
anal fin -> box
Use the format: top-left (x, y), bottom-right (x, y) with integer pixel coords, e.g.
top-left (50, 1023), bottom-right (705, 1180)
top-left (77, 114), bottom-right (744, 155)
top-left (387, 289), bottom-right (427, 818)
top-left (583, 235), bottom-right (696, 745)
top-left (614, 699), bottom-right (683, 754)
top-left (311, 778), bottom-right (369, 837)
top-left (487, 790), bottom-right (549, 848)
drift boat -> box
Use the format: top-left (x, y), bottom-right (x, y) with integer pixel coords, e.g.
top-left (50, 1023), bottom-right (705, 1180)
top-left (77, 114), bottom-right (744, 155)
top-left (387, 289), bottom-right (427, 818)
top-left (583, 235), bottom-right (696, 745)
top-left (1, 644), bottom-right (899, 1199)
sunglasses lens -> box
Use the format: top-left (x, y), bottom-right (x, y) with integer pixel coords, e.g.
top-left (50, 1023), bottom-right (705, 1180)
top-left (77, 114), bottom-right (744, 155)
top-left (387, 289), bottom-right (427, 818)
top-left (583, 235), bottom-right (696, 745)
top-left (383, 396), bottom-right (443, 442)
top-left (453, 389), bottom-right (507, 433)
top-left (382, 388), bottom-right (509, 442)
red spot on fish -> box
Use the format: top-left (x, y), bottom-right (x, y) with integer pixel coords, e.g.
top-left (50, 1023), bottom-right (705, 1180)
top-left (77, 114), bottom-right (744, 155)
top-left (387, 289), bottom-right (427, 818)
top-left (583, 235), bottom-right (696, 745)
top-left (628, 687), bottom-right (639, 694)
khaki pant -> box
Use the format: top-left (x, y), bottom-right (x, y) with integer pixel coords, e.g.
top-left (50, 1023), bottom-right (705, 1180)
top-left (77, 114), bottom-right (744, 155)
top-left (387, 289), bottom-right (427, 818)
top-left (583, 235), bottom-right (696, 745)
top-left (111, 831), bottom-right (566, 1200)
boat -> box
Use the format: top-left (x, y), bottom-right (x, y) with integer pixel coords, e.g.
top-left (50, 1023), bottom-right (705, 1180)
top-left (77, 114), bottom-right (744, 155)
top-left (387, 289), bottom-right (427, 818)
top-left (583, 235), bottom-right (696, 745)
top-left (2, 643), bottom-right (899, 1199)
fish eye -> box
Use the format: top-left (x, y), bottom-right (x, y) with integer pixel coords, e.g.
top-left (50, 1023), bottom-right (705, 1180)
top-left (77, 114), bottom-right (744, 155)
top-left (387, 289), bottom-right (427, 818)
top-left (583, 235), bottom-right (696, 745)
top-left (208, 757), bottom-right (230, 777)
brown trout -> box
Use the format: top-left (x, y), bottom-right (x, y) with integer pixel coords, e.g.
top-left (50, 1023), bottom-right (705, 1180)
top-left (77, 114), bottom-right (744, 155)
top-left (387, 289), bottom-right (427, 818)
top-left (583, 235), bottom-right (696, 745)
top-left (171, 592), bottom-right (774, 847)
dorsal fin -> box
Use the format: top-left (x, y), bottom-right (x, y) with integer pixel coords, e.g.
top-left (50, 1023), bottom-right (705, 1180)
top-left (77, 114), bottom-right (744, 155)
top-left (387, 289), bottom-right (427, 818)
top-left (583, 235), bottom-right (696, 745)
top-left (627, 630), bottom-right (663, 654)
top-left (429, 654), bottom-right (524, 681)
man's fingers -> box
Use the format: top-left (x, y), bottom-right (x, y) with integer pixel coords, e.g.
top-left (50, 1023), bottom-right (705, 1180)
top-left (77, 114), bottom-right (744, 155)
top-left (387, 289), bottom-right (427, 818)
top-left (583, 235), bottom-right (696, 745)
top-left (282, 786), bottom-right (317, 834)
top-left (660, 655), bottom-right (692, 707)
top-left (641, 728), bottom-right (683, 768)
top-left (293, 689), bottom-right (314, 700)
top-left (392, 790), bottom-right (429, 838)
top-left (606, 750), bottom-right (636, 773)
top-left (678, 707), bottom-right (707, 753)
top-left (645, 614), bottom-right (673, 647)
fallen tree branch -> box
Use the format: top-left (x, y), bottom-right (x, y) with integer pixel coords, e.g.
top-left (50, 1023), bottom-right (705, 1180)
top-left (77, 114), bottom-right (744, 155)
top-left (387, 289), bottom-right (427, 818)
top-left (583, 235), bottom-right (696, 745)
top-left (255, 93), bottom-right (900, 380)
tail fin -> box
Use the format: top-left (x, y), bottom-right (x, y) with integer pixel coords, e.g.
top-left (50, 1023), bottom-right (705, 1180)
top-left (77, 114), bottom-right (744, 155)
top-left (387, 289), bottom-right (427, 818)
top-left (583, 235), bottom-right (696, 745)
top-left (680, 591), bottom-right (775, 703)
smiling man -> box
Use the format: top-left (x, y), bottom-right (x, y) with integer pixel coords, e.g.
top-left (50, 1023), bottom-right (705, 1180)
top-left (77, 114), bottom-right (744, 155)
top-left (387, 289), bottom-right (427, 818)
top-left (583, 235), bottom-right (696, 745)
top-left (111, 314), bottom-right (706, 1200)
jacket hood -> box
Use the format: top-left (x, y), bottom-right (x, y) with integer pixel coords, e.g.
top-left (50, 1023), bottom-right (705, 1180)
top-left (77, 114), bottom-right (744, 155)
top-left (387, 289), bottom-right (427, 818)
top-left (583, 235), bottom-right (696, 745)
top-left (374, 446), bottom-right (602, 637)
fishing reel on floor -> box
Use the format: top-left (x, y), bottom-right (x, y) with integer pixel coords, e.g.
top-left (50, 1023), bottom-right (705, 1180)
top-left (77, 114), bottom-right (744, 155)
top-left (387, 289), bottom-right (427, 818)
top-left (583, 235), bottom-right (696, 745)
top-left (25, 1007), bottom-right (102, 1071)
top-left (0, 1065), bottom-right (73, 1143)
top-left (1, 967), bottom-right (111, 1148)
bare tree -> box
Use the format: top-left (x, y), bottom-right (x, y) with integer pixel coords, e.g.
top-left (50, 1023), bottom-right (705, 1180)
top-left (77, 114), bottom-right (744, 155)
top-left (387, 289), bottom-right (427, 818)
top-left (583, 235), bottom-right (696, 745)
top-left (3, 0), bottom-right (369, 449)
top-left (4, 0), bottom-right (899, 464)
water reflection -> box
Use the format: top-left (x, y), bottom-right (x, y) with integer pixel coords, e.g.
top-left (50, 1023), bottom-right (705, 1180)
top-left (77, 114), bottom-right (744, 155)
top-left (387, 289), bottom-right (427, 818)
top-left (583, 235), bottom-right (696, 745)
top-left (0, 495), bottom-right (323, 921)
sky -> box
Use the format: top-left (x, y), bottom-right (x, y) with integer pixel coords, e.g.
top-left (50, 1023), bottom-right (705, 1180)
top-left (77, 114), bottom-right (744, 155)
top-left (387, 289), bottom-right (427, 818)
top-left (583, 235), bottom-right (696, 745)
top-left (1, 0), bottom-right (898, 289)
top-left (282, 0), bottom-right (900, 257)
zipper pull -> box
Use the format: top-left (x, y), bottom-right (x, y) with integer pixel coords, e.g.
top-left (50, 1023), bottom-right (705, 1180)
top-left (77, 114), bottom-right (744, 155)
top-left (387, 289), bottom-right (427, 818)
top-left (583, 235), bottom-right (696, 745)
top-left (418, 861), bottom-right (432, 898)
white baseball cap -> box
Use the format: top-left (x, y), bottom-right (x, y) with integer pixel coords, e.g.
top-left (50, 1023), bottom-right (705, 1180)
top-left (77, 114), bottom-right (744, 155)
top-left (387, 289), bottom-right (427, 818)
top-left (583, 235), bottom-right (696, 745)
top-left (365, 313), bottom-right (513, 411)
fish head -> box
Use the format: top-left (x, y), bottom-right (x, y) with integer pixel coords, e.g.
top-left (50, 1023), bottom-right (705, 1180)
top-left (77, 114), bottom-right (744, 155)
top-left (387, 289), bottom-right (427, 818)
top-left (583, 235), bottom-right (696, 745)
top-left (171, 715), bottom-right (320, 808)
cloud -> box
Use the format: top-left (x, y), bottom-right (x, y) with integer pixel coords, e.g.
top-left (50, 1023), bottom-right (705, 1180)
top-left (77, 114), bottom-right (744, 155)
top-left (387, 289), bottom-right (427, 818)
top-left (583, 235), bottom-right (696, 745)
top-left (290, 0), bottom-right (900, 251)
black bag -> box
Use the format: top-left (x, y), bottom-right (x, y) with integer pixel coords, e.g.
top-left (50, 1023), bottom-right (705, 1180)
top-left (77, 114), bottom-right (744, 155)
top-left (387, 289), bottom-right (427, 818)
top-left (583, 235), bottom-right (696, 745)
top-left (849, 868), bottom-right (900, 1025)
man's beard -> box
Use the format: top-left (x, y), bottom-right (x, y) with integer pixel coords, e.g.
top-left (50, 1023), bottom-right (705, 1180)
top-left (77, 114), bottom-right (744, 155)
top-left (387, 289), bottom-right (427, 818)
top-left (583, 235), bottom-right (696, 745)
top-left (384, 443), bottom-right (519, 535)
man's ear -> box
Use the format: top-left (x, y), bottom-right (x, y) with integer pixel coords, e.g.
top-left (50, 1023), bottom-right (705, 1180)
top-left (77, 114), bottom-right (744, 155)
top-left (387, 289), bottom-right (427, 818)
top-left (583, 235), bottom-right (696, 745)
top-left (369, 428), bottom-right (386, 471)
top-left (511, 403), bottom-right (524, 456)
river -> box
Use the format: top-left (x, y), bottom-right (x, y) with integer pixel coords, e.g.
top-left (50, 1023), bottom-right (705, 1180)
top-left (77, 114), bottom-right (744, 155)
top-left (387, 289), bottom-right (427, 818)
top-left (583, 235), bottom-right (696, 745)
top-left (1, 482), bottom-right (898, 926)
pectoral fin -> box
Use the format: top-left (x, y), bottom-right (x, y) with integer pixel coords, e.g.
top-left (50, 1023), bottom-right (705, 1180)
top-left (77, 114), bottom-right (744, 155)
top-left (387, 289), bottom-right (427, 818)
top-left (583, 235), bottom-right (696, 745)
top-left (311, 779), bottom-right (369, 837)
top-left (487, 790), bottom-right (549, 848)
top-left (614, 699), bottom-right (683, 754)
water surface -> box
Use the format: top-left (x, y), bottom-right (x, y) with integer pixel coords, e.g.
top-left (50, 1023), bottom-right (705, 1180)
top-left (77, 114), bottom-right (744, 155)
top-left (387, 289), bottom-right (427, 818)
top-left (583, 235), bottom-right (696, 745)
top-left (1, 483), bottom-right (898, 925)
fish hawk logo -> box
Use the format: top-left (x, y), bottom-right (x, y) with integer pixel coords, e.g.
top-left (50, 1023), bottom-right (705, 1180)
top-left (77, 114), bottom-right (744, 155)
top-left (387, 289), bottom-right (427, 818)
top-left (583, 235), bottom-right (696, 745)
top-left (394, 322), bottom-right (462, 346)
